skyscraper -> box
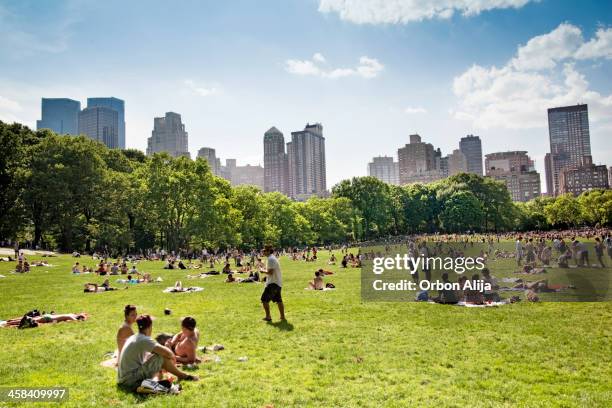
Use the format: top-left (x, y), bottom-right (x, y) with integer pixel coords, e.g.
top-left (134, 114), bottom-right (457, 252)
top-left (459, 135), bottom-right (483, 176)
top-left (78, 106), bottom-right (119, 149)
top-left (547, 104), bottom-right (591, 196)
top-left (87, 97), bottom-right (126, 149)
top-left (146, 112), bottom-right (190, 158)
top-left (397, 134), bottom-right (443, 184)
top-left (544, 153), bottom-right (554, 196)
top-left (263, 127), bottom-right (289, 195)
top-left (367, 156), bottom-right (399, 185)
top-left (36, 98), bottom-right (81, 135)
top-left (197, 147), bottom-right (220, 175)
top-left (447, 149), bottom-right (468, 176)
top-left (287, 123), bottom-right (326, 200)
top-left (485, 151), bottom-right (541, 202)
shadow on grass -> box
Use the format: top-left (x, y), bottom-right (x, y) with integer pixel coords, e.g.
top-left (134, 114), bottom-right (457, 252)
top-left (116, 385), bottom-right (151, 404)
top-left (268, 320), bottom-right (294, 331)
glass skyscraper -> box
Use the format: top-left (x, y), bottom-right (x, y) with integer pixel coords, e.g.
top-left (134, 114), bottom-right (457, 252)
top-left (78, 106), bottom-right (119, 149)
top-left (547, 104), bottom-right (591, 196)
top-left (87, 97), bottom-right (125, 148)
top-left (36, 98), bottom-right (81, 135)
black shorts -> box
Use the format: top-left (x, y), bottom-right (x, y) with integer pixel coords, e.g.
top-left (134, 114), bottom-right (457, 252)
top-left (261, 283), bottom-right (283, 303)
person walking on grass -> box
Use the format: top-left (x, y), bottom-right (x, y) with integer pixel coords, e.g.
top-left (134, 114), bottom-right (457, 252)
top-left (260, 245), bottom-right (285, 322)
top-left (117, 315), bottom-right (198, 391)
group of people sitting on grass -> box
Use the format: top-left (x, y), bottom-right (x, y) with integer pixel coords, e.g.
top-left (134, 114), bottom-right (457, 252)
top-left (116, 305), bottom-right (199, 393)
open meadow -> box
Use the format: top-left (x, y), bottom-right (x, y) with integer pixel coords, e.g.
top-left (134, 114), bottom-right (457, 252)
top-left (0, 242), bottom-right (611, 407)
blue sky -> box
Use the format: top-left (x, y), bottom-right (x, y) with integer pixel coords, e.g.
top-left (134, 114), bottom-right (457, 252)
top-left (1, 0), bottom-right (611, 192)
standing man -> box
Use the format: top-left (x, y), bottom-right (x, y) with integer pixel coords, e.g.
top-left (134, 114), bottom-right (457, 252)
top-left (515, 237), bottom-right (523, 267)
top-left (260, 245), bottom-right (285, 322)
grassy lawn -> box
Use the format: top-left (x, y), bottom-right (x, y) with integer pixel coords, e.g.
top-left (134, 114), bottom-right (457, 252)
top-left (0, 242), bottom-right (610, 407)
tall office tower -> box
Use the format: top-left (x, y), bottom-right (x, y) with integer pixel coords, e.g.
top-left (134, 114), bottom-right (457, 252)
top-left (439, 156), bottom-right (449, 178)
top-left (367, 156), bottom-right (399, 185)
top-left (87, 97), bottom-right (125, 149)
top-left (263, 127), bottom-right (289, 194)
top-left (146, 112), bottom-right (190, 158)
top-left (36, 98), bottom-right (81, 135)
top-left (197, 147), bottom-right (220, 175)
top-left (447, 149), bottom-right (468, 176)
top-left (287, 123), bottom-right (327, 200)
top-left (544, 153), bottom-right (554, 196)
top-left (397, 134), bottom-right (443, 184)
top-left (78, 106), bottom-right (119, 149)
top-left (485, 151), bottom-right (541, 202)
top-left (459, 135), bottom-right (483, 176)
top-left (559, 156), bottom-right (609, 196)
top-left (547, 104), bottom-right (591, 196)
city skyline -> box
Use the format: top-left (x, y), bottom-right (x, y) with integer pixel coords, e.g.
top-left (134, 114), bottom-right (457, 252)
top-left (1, 1), bottom-right (611, 192)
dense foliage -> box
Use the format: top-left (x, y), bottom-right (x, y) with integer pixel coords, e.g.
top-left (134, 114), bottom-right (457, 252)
top-left (1, 121), bottom-right (610, 252)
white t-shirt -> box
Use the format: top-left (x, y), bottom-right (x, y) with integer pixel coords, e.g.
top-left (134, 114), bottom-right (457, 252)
top-left (266, 255), bottom-right (282, 287)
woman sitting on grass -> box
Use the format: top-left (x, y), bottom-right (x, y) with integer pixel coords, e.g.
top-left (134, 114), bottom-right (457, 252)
top-left (72, 262), bottom-right (81, 274)
top-left (117, 305), bottom-right (138, 363)
top-left (308, 271), bottom-right (325, 290)
top-left (464, 274), bottom-right (484, 304)
top-left (328, 254), bottom-right (336, 265)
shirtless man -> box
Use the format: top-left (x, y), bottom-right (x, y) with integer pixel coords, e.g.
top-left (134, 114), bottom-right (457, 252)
top-left (167, 317), bottom-right (200, 364)
top-left (117, 305), bottom-right (137, 362)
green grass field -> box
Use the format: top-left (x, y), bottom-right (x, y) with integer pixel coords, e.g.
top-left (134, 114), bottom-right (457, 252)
top-left (0, 242), bottom-right (611, 407)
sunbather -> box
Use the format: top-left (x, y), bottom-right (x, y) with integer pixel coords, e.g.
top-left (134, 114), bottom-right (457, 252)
top-left (166, 317), bottom-right (200, 364)
top-left (117, 305), bottom-right (137, 362)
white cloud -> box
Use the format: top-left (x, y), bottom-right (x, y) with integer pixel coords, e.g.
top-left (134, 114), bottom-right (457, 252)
top-left (575, 27), bottom-right (612, 60)
top-left (404, 106), bottom-right (427, 114)
top-left (183, 79), bottom-right (218, 97)
top-left (313, 52), bottom-right (326, 63)
top-left (285, 53), bottom-right (383, 79)
top-left (452, 23), bottom-right (612, 129)
top-left (510, 23), bottom-right (583, 71)
top-left (317, 0), bottom-right (534, 24)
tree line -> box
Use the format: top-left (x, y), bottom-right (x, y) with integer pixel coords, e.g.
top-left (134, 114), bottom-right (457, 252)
top-left (1, 121), bottom-right (610, 253)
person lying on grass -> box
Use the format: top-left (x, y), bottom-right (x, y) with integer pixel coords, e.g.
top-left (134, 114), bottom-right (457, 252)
top-left (84, 279), bottom-right (119, 293)
top-left (4, 312), bottom-right (88, 328)
top-left (117, 315), bottom-right (198, 391)
top-left (225, 272), bottom-right (236, 283)
top-left (117, 305), bottom-right (138, 364)
top-left (164, 317), bottom-right (201, 364)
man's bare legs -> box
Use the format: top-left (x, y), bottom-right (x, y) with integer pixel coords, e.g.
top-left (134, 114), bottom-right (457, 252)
top-left (262, 301), bottom-right (271, 321)
top-left (278, 302), bottom-right (285, 321)
top-left (262, 301), bottom-right (285, 321)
